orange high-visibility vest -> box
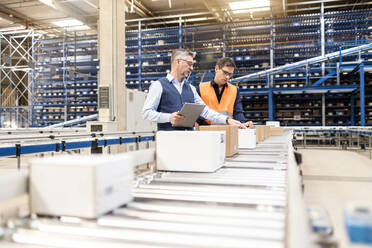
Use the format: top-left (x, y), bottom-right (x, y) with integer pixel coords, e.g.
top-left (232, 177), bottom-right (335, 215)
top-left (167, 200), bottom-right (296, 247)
top-left (199, 81), bottom-right (237, 123)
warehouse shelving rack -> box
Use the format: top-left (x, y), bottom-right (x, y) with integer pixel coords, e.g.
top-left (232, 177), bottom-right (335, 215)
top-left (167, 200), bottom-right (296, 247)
top-left (228, 9), bottom-right (372, 126)
top-left (0, 29), bottom-right (41, 128)
top-left (126, 23), bottom-right (181, 90)
top-left (33, 34), bottom-right (98, 127)
top-left (32, 9), bottom-right (372, 127)
top-left (232, 43), bottom-right (372, 126)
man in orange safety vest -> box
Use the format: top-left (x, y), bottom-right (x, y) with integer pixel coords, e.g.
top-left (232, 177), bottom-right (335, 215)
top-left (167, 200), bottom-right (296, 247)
top-left (197, 57), bottom-right (253, 128)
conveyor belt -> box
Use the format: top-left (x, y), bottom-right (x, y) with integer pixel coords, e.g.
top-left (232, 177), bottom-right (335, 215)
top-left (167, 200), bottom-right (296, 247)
top-left (4, 134), bottom-right (298, 248)
top-left (223, 161), bottom-right (286, 169)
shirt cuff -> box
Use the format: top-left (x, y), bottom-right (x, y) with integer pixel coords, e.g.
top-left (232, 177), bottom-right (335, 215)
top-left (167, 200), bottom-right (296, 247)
top-left (217, 115), bottom-right (228, 124)
top-left (158, 113), bottom-right (171, 123)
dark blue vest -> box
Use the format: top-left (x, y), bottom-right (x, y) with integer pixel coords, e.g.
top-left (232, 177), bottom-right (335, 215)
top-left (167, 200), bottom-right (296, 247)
top-left (157, 77), bottom-right (195, 131)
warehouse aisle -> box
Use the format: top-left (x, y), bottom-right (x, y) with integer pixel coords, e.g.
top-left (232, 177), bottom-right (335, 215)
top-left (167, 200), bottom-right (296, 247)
top-left (301, 149), bottom-right (372, 248)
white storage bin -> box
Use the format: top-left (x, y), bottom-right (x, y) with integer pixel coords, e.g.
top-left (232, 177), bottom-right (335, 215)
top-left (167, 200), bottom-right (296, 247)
top-left (30, 154), bottom-right (134, 218)
top-left (266, 121), bottom-right (280, 127)
top-left (238, 129), bottom-right (256, 149)
top-left (156, 131), bottom-right (225, 172)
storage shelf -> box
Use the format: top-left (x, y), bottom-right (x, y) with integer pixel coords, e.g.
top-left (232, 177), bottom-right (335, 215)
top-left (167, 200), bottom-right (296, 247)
top-left (32, 8), bottom-right (372, 126)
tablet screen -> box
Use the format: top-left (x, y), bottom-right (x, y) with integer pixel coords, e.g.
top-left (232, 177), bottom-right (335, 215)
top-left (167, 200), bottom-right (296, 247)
top-left (174, 103), bottom-right (205, 127)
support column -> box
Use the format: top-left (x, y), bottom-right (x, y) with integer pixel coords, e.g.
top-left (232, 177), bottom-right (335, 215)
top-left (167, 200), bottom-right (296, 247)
top-left (320, 2), bottom-right (325, 76)
top-left (270, 17), bottom-right (275, 88)
top-left (322, 94), bottom-right (326, 126)
top-left (360, 62), bottom-right (365, 126)
top-left (350, 94), bottom-right (355, 126)
top-left (336, 62), bottom-right (340, 86)
top-left (268, 89), bottom-right (274, 121)
top-left (178, 17), bottom-right (182, 48)
top-left (138, 21), bottom-right (142, 90)
top-left (97, 0), bottom-right (126, 131)
top-left (63, 34), bottom-right (67, 122)
top-left (222, 24), bottom-right (226, 57)
top-left (0, 36), bottom-right (2, 108)
top-left (320, 2), bottom-right (326, 127)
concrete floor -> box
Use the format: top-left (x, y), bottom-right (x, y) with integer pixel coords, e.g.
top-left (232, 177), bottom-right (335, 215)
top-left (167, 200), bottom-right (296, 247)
top-left (300, 149), bottom-right (372, 248)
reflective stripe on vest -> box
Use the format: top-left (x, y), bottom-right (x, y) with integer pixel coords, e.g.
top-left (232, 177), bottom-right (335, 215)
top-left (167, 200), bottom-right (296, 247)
top-left (199, 81), bottom-right (237, 123)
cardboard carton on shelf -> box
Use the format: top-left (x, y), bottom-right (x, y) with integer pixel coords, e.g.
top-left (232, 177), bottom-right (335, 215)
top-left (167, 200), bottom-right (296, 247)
top-left (198, 125), bottom-right (238, 157)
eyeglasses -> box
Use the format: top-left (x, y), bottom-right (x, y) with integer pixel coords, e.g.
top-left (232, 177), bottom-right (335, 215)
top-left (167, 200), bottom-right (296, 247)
top-left (179, 58), bottom-right (194, 67)
top-left (221, 69), bottom-right (234, 78)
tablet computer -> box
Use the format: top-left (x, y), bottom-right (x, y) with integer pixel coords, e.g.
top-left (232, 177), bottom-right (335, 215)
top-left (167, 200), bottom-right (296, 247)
top-left (174, 103), bottom-right (205, 127)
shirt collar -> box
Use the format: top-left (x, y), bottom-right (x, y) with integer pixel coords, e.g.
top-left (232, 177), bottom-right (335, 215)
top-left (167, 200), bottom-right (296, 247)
top-left (166, 73), bottom-right (186, 85)
top-left (211, 79), bottom-right (228, 87)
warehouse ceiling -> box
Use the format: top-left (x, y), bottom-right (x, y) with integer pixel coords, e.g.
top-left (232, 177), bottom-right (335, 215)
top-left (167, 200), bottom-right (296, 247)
top-left (0, 0), bottom-right (370, 35)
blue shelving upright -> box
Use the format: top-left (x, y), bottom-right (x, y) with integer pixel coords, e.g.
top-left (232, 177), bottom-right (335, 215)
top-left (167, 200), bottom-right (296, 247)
top-left (32, 9), bottom-right (372, 127)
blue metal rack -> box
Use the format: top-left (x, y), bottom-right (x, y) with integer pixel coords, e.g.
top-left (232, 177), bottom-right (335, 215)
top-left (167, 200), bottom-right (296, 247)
top-left (33, 35), bottom-right (98, 127)
top-left (32, 9), bottom-right (372, 127)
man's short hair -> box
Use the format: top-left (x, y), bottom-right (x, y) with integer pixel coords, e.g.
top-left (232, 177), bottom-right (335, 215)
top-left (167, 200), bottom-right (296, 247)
top-left (216, 57), bottom-right (236, 69)
top-left (171, 48), bottom-right (195, 64)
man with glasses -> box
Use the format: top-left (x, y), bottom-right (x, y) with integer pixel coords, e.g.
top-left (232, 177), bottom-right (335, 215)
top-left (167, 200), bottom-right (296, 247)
top-left (197, 57), bottom-right (253, 128)
top-left (142, 48), bottom-right (245, 131)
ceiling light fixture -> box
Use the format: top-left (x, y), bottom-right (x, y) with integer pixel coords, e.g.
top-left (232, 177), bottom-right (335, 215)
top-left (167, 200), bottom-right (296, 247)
top-left (52, 19), bottom-right (90, 31)
top-left (0, 26), bottom-right (25, 32)
top-left (52, 19), bottom-right (83, 27)
top-left (229, 0), bottom-right (270, 14)
top-left (39, 0), bottom-right (57, 9)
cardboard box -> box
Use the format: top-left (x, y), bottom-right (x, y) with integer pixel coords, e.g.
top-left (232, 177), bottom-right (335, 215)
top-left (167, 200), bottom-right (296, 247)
top-left (156, 131), bottom-right (225, 172)
top-left (199, 125), bottom-right (238, 157)
top-left (255, 125), bottom-right (265, 142)
top-left (238, 129), bottom-right (256, 149)
top-left (270, 127), bottom-right (284, 136)
top-left (264, 126), bottom-right (271, 139)
top-left (30, 154), bottom-right (134, 218)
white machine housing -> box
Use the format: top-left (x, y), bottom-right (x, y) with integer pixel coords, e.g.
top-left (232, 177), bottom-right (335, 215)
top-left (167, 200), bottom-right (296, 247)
top-left (29, 154), bottom-right (134, 218)
top-left (87, 89), bottom-right (156, 154)
top-left (266, 121), bottom-right (280, 127)
top-left (156, 131), bottom-right (225, 172)
top-left (0, 170), bottom-right (28, 201)
top-left (126, 89), bottom-right (157, 132)
top-left (238, 129), bottom-right (257, 149)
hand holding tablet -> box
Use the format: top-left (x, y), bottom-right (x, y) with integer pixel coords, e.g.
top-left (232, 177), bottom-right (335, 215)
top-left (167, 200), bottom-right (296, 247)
top-left (173, 103), bottom-right (205, 127)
